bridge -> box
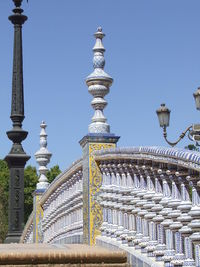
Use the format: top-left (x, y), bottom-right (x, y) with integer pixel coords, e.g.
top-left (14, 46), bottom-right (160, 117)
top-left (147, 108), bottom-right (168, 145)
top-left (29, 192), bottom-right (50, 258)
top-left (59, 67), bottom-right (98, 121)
top-left (20, 145), bottom-right (200, 267)
top-left (2, 1), bottom-right (200, 267)
top-left (20, 25), bottom-right (200, 267)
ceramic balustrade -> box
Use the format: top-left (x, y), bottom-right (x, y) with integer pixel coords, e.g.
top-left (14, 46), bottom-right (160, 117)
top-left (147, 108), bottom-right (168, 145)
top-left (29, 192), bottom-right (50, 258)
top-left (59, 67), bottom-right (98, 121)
top-left (188, 186), bottom-right (200, 266)
top-left (20, 212), bottom-right (34, 244)
top-left (23, 223), bottom-right (33, 243)
top-left (96, 158), bottom-right (198, 267)
top-left (21, 146), bottom-right (200, 266)
top-left (42, 171), bottom-right (83, 244)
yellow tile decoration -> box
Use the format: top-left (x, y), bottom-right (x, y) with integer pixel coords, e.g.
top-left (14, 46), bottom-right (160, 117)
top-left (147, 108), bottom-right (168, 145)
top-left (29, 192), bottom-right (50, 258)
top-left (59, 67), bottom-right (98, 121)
top-left (34, 194), bottom-right (44, 243)
top-left (89, 143), bottom-right (116, 245)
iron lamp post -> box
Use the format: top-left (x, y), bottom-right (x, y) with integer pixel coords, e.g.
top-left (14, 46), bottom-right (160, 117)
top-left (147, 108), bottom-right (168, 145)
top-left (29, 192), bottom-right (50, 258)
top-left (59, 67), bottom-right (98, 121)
top-left (156, 89), bottom-right (200, 147)
top-left (4, 0), bottom-right (30, 243)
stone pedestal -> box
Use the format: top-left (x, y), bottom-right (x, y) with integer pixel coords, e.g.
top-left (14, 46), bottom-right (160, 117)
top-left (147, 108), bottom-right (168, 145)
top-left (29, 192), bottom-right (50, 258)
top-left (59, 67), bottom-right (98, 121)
top-left (80, 133), bottom-right (119, 245)
top-left (4, 155), bottom-right (30, 244)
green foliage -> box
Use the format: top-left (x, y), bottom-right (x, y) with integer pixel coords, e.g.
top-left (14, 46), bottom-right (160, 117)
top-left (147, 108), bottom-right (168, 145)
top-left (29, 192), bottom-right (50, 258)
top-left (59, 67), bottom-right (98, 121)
top-left (24, 165), bottom-right (38, 223)
top-left (47, 165), bottom-right (61, 183)
top-left (0, 160), bottom-right (9, 243)
top-left (185, 144), bottom-right (199, 151)
top-left (0, 159), bottom-right (61, 243)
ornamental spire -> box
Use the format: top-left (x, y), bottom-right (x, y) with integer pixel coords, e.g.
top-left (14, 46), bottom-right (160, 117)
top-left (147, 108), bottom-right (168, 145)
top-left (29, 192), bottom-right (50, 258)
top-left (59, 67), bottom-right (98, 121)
top-left (35, 121), bottom-right (52, 190)
top-left (86, 27), bottom-right (113, 134)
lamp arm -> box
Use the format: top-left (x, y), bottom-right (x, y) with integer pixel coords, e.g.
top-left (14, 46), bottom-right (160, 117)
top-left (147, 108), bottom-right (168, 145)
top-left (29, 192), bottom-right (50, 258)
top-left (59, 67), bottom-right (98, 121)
top-left (163, 125), bottom-right (192, 147)
top-left (195, 142), bottom-right (200, 147)
top-left (188, 131), bottom-right (194, 142)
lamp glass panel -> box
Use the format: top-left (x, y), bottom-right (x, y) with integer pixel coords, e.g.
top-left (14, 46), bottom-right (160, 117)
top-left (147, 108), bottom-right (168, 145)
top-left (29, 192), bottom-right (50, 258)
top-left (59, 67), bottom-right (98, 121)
top-left (158, 111), bottom-right (170, 127)
top-left (194, 94), bottom-right (200, 110)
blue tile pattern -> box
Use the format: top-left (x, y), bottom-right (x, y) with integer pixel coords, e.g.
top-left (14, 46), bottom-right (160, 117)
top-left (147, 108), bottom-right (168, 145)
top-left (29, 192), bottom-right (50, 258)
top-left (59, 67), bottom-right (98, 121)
top-left (95, 146), bottom-right (200, 170)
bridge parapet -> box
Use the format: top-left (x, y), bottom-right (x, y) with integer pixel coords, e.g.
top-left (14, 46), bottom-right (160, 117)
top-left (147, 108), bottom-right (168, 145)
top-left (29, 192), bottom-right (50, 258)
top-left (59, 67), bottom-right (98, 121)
top-left (21, 158), bottom-right (83, 244)
top-left (94, 146), bottom-right (200, 267)
top-left (95, 146), bottom-right (200, 173)
top-left (20, 212), bottom-right (33, 244)
top-left (21, 146), bottom-right (200, 266)
top-left (41, 158), bottom-right (83, 244)
top-left (17, 23), bottom-right (200, 266)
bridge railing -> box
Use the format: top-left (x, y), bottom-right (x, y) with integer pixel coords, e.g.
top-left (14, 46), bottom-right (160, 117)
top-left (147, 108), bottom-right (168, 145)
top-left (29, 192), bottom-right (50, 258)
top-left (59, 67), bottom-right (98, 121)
top-left (21, 146), bottom-right (200, 266)
top-left (41, 158), bottom-right (83, 244)
top-left (94, 147), bottom-right (200, 267)
top-left (21, 158), bottom-right (83, 244)
top-left (20, 212), bottom-right (33, 243)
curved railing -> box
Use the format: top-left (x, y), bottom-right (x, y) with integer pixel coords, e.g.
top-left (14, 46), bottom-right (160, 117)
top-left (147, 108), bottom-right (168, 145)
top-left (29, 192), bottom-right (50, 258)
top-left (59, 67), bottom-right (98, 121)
top-left (21, 158), bottom-right (83, 244)
top-left (41, 158), bottom-right (83, 244)
top-left (20, 212), bottom-right (33, 243)
top-left (94, 146), bottom-right (200, 267)
top-left (21, 146), bottom-right (200, 266)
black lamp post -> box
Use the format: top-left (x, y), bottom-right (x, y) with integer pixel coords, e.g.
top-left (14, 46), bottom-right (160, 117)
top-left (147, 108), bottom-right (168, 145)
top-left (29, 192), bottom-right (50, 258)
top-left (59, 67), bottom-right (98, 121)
top-left (156, 88), bottom-right (200, 147)
top-left (4, 0), bottom-right (30, 243)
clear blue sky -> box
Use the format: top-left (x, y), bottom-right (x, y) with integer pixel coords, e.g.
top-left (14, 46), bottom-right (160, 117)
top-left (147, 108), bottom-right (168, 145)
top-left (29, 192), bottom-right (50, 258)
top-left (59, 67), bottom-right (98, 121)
top-left (0, 0), bottom-right (200, 171)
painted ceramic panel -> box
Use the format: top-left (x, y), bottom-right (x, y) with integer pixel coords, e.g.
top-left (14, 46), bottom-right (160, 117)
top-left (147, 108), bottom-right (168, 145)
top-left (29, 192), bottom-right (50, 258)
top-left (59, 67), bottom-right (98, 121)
top-left (33, 194), bottom-right (44, 243)
top-left (89, 142), bottom-right (116, 245)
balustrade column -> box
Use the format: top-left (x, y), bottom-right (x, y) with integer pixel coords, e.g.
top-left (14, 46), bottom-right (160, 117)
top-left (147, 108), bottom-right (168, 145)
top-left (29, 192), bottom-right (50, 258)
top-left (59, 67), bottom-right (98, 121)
top-left (152, 173), bottom-right (166, 261)
top-left (119, 165), bottom-right (132, 245)
top-left (124, 166), bottom-right (136, 245)
top-left (125, 166), bottom-right (138, 246)
top-left (176, 181), bottom-right (194, 266)
top-left (159, 174), bottom-right (174, 267)
top-left (141, 169), bottom-right (157, 256)
top-left (188, 187), bottom-right (200, 266)
top-left (137, 168), bottom-right (149, 252)
top-left (99, 164), bottom-right (108, 236)
top-left (168, 176), bottom-right (184, 267)
top-left (133, 169), bottom-right (147, 249)
top-left (111, 167), bottom-right (120, 236)
top-left (129, 170), bottom-right (141, 247)
top-left (114, 165), bottom-right (124, 241)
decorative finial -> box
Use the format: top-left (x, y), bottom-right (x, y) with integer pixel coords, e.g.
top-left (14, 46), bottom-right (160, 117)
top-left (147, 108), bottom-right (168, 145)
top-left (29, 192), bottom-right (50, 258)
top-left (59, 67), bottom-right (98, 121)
top-left (35, 121), bottom-right (52, 190)
top-left (86, 27), bottom-right (113, 134)
top-left (13, 0), bottom-right (28, 7)
top-left (13, 0), bottom-right (22, 7)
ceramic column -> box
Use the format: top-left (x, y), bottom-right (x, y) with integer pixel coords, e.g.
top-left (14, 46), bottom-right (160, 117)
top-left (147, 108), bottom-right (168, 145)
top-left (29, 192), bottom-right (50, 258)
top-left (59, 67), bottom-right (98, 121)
top-left (80, 27), bottom-right (120, 244)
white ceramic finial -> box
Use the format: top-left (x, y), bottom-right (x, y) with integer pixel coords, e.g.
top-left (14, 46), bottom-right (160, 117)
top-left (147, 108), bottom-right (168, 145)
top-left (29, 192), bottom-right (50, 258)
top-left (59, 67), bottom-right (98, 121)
top-left (35, 121), bottom-right (52, 190)
top-left (86, 27), bottom-right (113, 134)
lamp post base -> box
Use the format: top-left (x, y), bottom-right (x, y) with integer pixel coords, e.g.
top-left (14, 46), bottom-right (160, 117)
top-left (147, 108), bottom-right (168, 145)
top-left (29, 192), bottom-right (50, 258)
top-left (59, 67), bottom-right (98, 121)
top-left (4, 232), bottom-right (22, 244)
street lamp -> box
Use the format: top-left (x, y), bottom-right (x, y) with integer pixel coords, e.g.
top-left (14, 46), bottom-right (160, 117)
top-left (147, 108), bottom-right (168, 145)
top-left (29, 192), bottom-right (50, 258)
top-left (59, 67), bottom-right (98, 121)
top-left (193, 87), bottom-right (200, 110)
top-left (156, 89), bottom-right (200, 147)
top-left (4, 0), bottom-right (30, 243)
top-left (156, 103), bottom-right (170, 128)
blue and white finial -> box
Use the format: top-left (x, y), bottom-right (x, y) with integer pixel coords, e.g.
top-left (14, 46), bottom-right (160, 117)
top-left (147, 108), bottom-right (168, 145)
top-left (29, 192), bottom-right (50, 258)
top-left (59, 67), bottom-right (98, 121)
top-left (35, 121), bottom-right (52, 190)
top-left (86, 27), bottom-right (113, 134)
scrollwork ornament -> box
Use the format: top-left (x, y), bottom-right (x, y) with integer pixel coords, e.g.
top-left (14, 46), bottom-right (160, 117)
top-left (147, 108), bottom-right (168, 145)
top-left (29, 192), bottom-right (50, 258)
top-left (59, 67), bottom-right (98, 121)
top-left (89, 142), bottom-right (115, 244)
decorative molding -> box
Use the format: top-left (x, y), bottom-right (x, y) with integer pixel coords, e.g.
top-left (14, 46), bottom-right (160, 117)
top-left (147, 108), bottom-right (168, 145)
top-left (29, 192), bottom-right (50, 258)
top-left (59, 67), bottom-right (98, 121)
top-left (95, 146), bottom-right (200, 172)
top-left (33, 194), bottom-right (44, 243)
